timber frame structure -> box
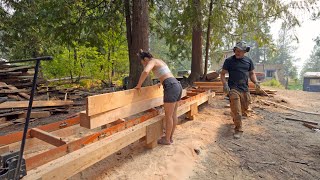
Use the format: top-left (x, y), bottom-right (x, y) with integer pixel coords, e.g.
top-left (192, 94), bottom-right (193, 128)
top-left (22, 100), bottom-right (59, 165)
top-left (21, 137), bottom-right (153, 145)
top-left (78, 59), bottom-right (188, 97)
top-left (0, 85), bottom-right (214, 179)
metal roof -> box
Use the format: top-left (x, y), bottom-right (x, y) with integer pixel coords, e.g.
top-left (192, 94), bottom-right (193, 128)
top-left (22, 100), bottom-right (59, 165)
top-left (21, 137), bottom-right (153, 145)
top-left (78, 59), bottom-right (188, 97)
top-left (304, 72), bottom-right (320, 78)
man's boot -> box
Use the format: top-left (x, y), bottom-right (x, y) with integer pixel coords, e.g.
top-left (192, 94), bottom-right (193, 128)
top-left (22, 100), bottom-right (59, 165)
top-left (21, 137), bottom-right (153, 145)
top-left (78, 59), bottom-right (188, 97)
top-left (234, 119), bottom-right (243, 139)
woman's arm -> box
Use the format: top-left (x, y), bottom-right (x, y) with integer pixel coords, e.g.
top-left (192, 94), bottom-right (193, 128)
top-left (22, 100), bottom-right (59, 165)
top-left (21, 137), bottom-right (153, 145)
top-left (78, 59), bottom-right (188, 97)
top-left (135, 60), bottom-right (156, 88)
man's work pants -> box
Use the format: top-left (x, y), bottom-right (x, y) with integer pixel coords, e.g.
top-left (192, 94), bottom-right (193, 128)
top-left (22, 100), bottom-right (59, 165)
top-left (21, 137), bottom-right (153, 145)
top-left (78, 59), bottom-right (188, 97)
top-left (229, 89), bottom-right (251, 132)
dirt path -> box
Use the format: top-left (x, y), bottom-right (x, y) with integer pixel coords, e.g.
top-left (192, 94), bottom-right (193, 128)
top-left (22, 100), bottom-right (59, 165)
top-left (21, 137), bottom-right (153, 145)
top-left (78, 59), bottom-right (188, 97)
top-left (71, 89), bottom-right (320, 180)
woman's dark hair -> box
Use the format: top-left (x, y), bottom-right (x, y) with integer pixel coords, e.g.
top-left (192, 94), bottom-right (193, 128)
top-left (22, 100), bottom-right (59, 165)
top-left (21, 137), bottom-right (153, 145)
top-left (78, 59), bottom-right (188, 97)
top-left (138, 49), bottom-right (153, 60)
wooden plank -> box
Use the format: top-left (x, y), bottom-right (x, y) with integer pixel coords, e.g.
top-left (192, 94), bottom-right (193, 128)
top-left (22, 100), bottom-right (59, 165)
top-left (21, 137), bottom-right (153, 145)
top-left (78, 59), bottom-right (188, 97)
top-left (0, 122), bottom-right (13, 128)
top-left (18, 111), bottom-right (51, 119)
top-left (7, 94), bottom-right (24, 101)
top-left (0, 100), bottom-right (73, 109)
top-left (0, 110), bottom-right (24, 117)
top-left (81, 97), bottom-right (164, 129)
top-left (285, 117), bottom-right (318, 125)
top-left (4, 84), bottom-right (30, 99)
top-left (30, 128), bottom-right (66, 147)
top-left (0, 145), bottom-right (9, 154)
top-left (0, 65), bottom-right (34, 73)
top-left (261, 100), bottom-right (320, 116)
top-left (0, 89), bottom-right (29, 94)
top-left (86, 84), bottom-right (163, 116)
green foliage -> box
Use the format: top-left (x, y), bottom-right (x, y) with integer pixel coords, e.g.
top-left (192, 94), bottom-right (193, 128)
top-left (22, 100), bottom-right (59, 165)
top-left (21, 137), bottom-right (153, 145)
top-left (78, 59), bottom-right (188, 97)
top-left (0, 0), bottom-right (128, 86)
top-left (301, 36), bottom-right (320, 78)
top-left (261, 79), bottom-right (284, 88)
top-left (287, 78), bottom-right (302, 90)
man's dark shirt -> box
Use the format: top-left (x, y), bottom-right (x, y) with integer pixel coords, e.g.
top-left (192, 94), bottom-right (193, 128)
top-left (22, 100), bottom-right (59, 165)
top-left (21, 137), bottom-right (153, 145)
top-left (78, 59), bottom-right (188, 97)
top-left (222, 55), bottom-right (254, 92)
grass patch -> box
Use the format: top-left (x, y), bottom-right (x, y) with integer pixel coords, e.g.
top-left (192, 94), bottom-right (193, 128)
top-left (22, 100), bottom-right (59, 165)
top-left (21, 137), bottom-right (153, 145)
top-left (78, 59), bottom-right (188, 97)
top-left (261, 79), bottom-right (284, 88)
top-left (287, 79), bottom-right (302, 90)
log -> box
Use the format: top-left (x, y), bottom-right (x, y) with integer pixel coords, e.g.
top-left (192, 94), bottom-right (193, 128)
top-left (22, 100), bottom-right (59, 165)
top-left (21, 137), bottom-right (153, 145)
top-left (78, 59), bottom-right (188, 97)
top-left (262, 100), bottom-right (320, 116)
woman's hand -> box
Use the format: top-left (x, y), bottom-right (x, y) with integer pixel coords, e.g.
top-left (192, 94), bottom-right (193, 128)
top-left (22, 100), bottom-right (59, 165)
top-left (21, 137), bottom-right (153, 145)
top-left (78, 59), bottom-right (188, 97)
top-left (134, 85), bottom-right (141, 90)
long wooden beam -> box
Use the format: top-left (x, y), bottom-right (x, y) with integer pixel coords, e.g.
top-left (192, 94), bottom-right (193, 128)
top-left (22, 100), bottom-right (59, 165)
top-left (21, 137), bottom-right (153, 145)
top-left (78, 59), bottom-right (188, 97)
top-left (81, 97), bottom-right (163, 129)
top-left (25, 91), bottom-right (214, 179)
top-left (86, 84), bottom-right (163, 116)
top-left (82, 89), bottom-right (187, 129)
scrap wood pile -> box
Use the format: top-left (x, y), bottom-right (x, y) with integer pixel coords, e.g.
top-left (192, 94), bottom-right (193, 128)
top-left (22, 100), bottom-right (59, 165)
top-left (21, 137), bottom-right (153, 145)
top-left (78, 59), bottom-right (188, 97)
top-left (188, 81), bottom-right (277, 96)
top-left (0, 62), bottom-right (82, 128)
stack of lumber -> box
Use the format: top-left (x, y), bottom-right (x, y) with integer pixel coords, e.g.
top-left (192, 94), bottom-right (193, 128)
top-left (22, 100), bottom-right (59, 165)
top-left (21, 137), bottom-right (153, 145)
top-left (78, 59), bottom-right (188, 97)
top-left (0, 63), bottom-right (76, 128)
top-left (36, 85), bottom-right (100, 101)
top-left (192, 81), bottom-right (277, 95)
top-left (0, 100), bottom-right (74, 128)
top-left (0, 63), bottom-right (45, 88)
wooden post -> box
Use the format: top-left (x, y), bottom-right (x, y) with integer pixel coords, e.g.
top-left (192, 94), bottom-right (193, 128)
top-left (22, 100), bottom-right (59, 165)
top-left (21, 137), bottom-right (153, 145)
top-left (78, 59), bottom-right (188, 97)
top-left (208, 94), bottom-right (214, 105)
top-left (145, 120), bottom-right (162, 149)
top-left (186, 103), bottom-right (198, 120)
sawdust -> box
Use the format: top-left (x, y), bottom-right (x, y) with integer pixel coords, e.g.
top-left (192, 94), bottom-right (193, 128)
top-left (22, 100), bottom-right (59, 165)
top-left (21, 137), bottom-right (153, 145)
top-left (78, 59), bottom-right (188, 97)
top-left (68, 89), bottom-right (320, 180)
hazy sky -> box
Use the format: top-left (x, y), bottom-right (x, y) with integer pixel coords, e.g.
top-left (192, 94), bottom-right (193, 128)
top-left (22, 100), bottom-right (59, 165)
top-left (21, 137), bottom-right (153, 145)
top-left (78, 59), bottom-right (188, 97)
top-left (270, 3), bottom-right (320, 73)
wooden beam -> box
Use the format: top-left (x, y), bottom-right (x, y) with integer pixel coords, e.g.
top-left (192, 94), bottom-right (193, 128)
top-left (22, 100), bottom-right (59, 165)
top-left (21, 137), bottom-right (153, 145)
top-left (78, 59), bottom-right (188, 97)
top-left (86, 84), bottom-right (163, 116)
top-left (30, 128), bottom-right (66, 147)
top-left (25, 91), bottom-right (214, 179)
top-left (81, 97), bottom-right (163, 129)
top-left (25, 125), bottom-right (147, 179)
top-left (0, 100), bottom-right (73, 109)
top-left (186, 103), bottom-right (198, 120)
top-left (0, 116), bottom-right (79, 146)
top-left (25, 111), bottom-right (158, 170)
top-left (146, 120), bottom-right (163, 149)
top-left (0, 145), bottom-right (9, 154)
top-left (18, 111), bottom-right (51, 119)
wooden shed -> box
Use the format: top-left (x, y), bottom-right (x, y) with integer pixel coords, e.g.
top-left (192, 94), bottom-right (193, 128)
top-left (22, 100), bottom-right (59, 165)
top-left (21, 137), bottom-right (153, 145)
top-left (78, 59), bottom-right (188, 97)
top-left (303, 72), bottom-right (320, 92)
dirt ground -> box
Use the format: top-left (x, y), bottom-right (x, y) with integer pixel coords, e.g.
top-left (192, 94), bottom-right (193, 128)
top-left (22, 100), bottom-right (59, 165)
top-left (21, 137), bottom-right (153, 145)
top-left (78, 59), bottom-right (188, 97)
top-left (69, 88), bottom-right (320, 180)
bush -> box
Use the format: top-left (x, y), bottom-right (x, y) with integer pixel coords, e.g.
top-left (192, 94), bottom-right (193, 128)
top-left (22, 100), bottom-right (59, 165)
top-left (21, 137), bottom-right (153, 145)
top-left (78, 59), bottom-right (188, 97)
top-left (261, 79), bottom-right (284, 88)
top-left (288, 78), bottom-right (302, 90)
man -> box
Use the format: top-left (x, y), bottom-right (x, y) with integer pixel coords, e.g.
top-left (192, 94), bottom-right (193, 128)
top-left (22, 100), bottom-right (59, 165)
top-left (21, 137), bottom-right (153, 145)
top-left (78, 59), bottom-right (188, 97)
top-left (220, 41), bottom-right (260, 139)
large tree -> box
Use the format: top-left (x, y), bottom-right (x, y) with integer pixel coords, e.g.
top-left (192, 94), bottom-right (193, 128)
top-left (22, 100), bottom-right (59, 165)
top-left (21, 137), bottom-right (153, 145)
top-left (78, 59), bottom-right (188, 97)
top-left (125, 0), bottom-right (152, 89)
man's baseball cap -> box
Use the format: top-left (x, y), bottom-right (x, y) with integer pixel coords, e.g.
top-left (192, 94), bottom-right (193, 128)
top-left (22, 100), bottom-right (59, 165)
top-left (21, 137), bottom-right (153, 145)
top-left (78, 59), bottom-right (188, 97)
top-left (234, 41), bottom-right (250, 52)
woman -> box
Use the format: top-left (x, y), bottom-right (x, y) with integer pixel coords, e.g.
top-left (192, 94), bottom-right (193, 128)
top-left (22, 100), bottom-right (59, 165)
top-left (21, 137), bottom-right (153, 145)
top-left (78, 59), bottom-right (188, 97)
top-left (135, 50), bottom-right (182, 145)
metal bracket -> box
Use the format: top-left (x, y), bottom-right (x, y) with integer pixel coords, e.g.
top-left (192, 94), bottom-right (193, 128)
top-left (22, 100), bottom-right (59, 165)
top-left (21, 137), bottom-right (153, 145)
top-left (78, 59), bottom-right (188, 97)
top-left (0, 151), bottom-right (26, 180)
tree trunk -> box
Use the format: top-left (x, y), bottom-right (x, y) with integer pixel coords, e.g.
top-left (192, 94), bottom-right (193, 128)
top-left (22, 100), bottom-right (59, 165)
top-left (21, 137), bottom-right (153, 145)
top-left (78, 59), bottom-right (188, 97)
top-left (125, 0), bottom-right (152, 89)
top-left (203, 0), bottom-right (213, 79)
top-left (188, 0), bottom-right (203, 84)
